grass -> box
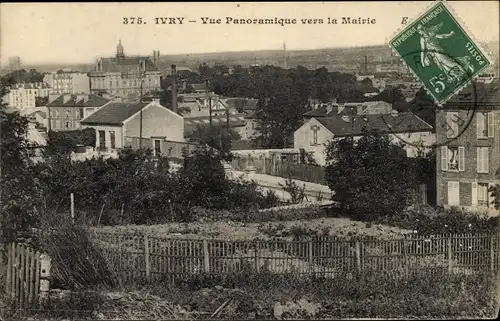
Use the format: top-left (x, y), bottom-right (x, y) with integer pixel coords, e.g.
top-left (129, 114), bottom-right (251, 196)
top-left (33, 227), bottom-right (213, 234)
top-left (93, 216), bottom-right (412, 241)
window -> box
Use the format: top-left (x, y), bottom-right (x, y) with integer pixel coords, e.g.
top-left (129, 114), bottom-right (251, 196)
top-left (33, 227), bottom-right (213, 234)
top-left (476, 112), bottom-right (495, 138)
top-left (477, 147), bottom-right (489, 173)
top-left (116, 81), bottom-right (119, 87)
top-left (447, 181), bottom-right (460, 206)
top-left (109, 81), bottom-right (113, 87)
top-left (440, 146), bottom-right (464, 171)
top-left (110, 131), bottom-right (116, 149)
top-left (65, 121), bottom-right (71, 129)
top-left (65, 110), bottom-right (70, 118)
top-left (153, 139), bottom-right (161, 156)
top-left (446, 112), bottom-right (460, 138)
top-left (79, 108), bottom-right (84, 119)
top-left (311, 125), bottom-right (320, 146)
top-left (98, 130), bottom-right (106, 149)
top-left (472, 182), bottom-right (490, 207)
top-left (55, 109), bottom-right (60, 118)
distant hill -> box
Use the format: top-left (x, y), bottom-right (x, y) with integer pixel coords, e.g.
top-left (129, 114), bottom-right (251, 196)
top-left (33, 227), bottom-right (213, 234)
top-left (10, 41), bottom-right (499, 75)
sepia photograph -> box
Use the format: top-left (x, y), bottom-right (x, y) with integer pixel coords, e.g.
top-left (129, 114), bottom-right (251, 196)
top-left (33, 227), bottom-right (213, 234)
top-left (0, 1), bottom-right (499, 320)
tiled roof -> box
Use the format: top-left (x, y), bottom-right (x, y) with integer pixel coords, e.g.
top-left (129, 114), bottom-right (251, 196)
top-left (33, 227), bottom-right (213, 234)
top-left (184, 114), bottom-right (246, 136)
top-left (47, 94), bottom-right (111, 108)
top-left (315, 112), bottom-right (433, 137)
top-left (221, 98), bottom-right (259, 112)
top-left (98, 57), bottom-right (158, 73)
top-left (441, 79), bottom-right (500, 111)
top-left (80, 102), bottom-right (150, 125)
top-left (10, 82), bottom-right (51, 90)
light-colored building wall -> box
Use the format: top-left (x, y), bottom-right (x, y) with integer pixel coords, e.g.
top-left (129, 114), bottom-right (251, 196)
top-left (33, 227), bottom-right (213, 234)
top-left (44, 72), bottom-right (90, 95)
top-left (123, 102), bottom-right (185, 142)
top-left (89, 71), bottom-right (161, 99)
top-left (294, 118), bottom-right (436, 166)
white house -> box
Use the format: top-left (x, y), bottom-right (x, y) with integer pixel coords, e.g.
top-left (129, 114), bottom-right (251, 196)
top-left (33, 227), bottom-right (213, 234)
top-left (80, 99), bottom-right (188, 159)
top-left (294, 111), bottom-right (435, 166)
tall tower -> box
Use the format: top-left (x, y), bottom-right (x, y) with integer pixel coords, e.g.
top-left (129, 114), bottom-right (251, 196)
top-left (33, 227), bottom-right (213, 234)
top-left (283, 41), bottom-right (287, 69)
top-left (116, 40), bottom-right (125, 59)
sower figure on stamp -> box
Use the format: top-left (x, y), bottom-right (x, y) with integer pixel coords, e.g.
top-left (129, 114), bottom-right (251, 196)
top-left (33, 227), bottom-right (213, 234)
top-left (417, 23), bottom-right (474, 83)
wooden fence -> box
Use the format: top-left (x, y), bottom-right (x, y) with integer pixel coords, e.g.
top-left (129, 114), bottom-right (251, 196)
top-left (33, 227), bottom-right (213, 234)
top-left (231, 156), bottom-right (326, 185)
top-left (2, 243), bottom-right (42, 310)
top-left (93, 232), bottom-right (500, 284)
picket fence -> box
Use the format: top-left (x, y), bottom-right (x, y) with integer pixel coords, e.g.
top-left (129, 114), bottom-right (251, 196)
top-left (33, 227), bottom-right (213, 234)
top-left (93, 231), bottom-right (500, 284)
top-left (2, 243), bottom-right (42, 310)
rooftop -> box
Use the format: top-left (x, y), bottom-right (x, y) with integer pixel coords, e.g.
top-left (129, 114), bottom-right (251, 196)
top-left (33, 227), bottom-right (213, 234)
top-left (47, 94), bottom-right (111, 108)
top-left (184, 114), bottom-right (246, 136)
top-left (315, 111), bottom-right (433, 137)
top-left (94, 56), bottom-right (159, 73)
top-left (441, 79), bottom-right (500, 111)
top-left (80, 102), bottom-right (150, 125)
top-left (9, 82), bottom-right (51, 90)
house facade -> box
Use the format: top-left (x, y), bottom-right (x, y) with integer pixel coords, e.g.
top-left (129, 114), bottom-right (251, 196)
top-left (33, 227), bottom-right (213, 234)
top-left (88, 40), bottom-right (161, 100)
top-left (46, 94), bottom-right (112, 131)
top-left (436, 82), bottom-right (500, 215)
top-left (294, 112), bottom-right (435, 166)
top-left (80, 100), bottom-right (186, 158)
top-left (5, 82), bottom-right (51, 110)
top-left (43, 71), bottom-right (90, 94)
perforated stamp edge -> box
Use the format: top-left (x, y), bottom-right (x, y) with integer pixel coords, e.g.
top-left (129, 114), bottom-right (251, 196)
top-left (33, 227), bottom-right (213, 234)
top-left (385, 0), bottom-right (494, 106)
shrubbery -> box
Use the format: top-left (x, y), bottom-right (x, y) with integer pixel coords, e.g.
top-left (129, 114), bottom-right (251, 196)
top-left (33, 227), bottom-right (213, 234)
top-left (378, 205), bottom-right (500, 235)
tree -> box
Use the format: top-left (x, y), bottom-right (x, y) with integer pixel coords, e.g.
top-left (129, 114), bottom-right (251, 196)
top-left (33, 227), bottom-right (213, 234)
top-left (186, 124), bottom-right (240, 161)
top-left (490, 168), bottom-right (500, 210)
top-left (324, 130), bottom-right (417, 221)
top-left (0, 85), bottom-right (42, 243)
top-left (409, 87), bottom-right (437, 126)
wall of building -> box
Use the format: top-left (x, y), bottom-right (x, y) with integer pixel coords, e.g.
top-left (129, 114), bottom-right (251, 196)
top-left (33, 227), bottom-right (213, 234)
top-left (89, 71), bottom-right (161, 98)
top-left (123, 102), bottom-right (184, 142)
top-left (49, 106), bottom-right (101, 131)
top-left (44, 72), bottom-right (90, 95)
top-left (82, 124), bottom-right (123, 149)
top-left (436, 110), bottom-right (500, 215)
top-left (294, 118), bottom-right (334, 166)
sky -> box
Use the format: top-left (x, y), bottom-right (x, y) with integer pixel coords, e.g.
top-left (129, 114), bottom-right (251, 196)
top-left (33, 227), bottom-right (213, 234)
top-left (1, 1), bottom-right (499, 65)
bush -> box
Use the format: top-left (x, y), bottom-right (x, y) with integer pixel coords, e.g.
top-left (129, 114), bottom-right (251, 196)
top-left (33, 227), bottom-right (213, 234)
top-left (377, 205), bottom-right (500, 235)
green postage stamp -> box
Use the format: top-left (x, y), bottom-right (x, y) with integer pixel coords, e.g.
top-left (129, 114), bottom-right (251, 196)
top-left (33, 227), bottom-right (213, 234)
top-left (389, 1), bottom-right (491, 104)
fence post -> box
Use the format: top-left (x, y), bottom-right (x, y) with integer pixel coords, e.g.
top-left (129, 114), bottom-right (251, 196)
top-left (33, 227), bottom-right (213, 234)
top-left (38, 254), bottom-right (51, 308)
top-left (355, 240), bottom-right (361, 274)
top-left (308, 239), bottom-right (313, 275)
top-left (144, 235), bottom-right (150, 282)
top-left (203, 240), bottom-right (210, 273)
top-left (490, 233), bottom-right (495, 272)
top-left (447, 236), bottom-right (453, 273)
top-left (255, 242), bottom-right (260, 273)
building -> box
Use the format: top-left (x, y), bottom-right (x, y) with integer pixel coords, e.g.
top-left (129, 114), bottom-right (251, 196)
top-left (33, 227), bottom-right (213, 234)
top-left (5, 82), bottom-right (52, 110)
top-left (184, 114), bottom-right (247, 139)
top-left (294, 111), bottom-right (435, 166)
top-left (304, 100), bottom-right (393, 119)
top-left (436, 81), bottom-right (500, 215)
top-left (43, 71), bottom-right (90, 94)
top-left (177, 92), bottom-right (220, 118)
top-left (88, 40), bottom-right (161, 101)
top-left (8, 56), bottom-right (21, 70)
top-left (80, 100), bottom-right (185, 158)
top-left (46, 94), bottom-right (112, 131)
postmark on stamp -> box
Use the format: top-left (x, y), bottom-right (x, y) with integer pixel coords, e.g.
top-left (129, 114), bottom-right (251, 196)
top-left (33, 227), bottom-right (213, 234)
top-left (388, 1), bottom-right (491, 105)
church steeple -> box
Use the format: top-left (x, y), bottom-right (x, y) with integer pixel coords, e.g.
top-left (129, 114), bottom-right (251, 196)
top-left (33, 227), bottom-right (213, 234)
top-left (116, 39), bottom-right (125, 59)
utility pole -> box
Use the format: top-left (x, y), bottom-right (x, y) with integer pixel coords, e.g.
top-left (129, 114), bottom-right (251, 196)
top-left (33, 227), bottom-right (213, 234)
top-left (206, 79), bottom-right (212, 128)
top-left (139, 65), bottom-right (146, 148)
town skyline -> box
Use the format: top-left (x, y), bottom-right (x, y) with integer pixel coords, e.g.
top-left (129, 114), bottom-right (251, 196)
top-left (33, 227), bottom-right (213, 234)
top-left (2, 1), bottom-right (499, 65)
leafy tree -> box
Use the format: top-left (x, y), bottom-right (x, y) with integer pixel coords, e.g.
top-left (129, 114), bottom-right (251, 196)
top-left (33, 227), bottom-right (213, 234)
top-left (46, 128), bottom-right (96, 155)
top-left (371, 86), bottom-right (406, 105)
top-left (489, 168), bottom-right (500, 210)
top-left (324, 130), bottom-right (417, 221)
top-left (186, 124), bottom-right (240, 161)
top-left (409, 87), bottom-right (437, 127)
top-left (0, 86), bottom-right (42, 243)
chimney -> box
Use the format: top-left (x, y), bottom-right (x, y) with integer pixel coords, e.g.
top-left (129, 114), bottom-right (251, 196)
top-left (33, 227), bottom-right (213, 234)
top-left (326, 104), bottom-right (333, 115)
top-left (171, 64), bottom-right (178, 113)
